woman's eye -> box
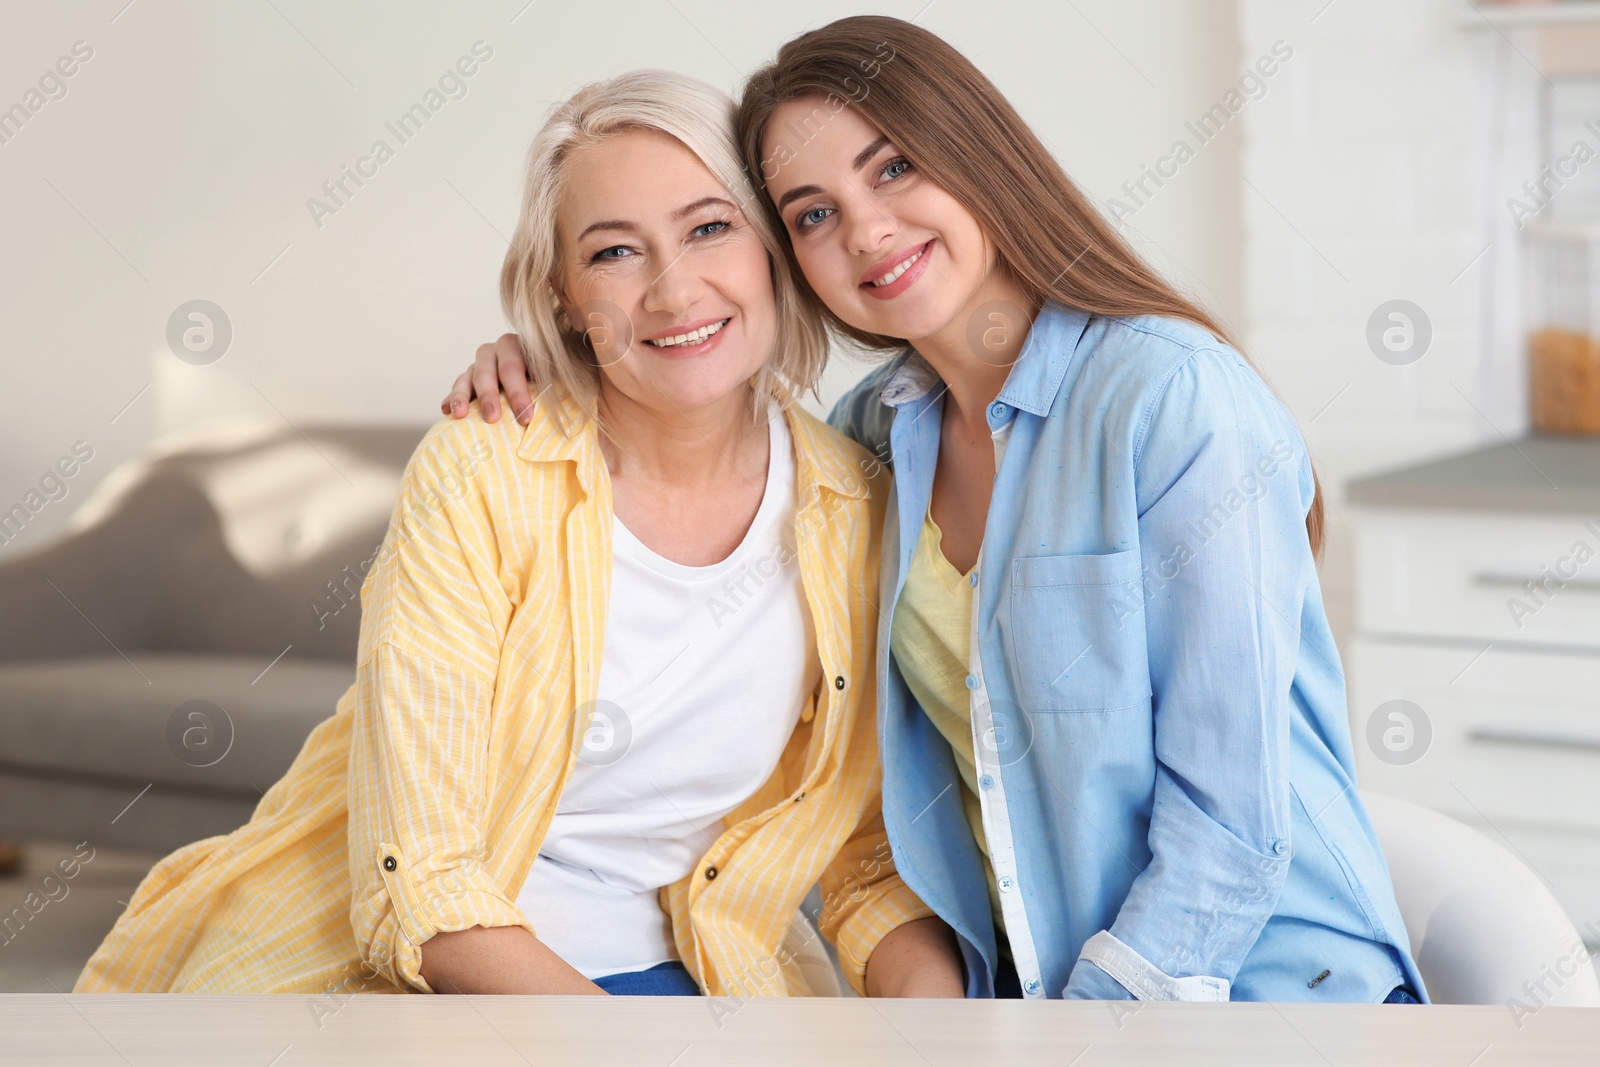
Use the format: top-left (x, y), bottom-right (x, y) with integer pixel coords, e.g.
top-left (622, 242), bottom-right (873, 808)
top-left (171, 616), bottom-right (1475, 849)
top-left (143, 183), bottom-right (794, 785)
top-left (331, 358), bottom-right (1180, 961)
top-left (692, 220), bottom-right (730, 238)
top-left (880, 158), bottom-right (912, 182)
top-left (796, 206), bottom-right (833, 231)
top-left (591, 246), bottom-right (633, 262)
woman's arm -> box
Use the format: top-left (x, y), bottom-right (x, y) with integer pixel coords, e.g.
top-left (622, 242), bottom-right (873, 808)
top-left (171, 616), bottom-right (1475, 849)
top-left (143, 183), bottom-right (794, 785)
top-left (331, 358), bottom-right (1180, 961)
top-left (442, 334), bottom-right (536, 425)
top-left (346, 420), bottom-right (552, 993)
top-left (419, 925), bottom-right (606, 995)
top-left (1062, 347), bottom-right (1306, 1001)
top-left (810, 767), bottom-right (958, 996)
top-left (864, 917), bottom-right (964, 998)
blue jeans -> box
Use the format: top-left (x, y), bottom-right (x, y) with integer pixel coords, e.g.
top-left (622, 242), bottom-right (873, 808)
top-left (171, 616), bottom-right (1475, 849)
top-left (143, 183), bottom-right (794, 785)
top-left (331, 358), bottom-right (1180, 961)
top-left (593, 961), bottom-right (701, 996)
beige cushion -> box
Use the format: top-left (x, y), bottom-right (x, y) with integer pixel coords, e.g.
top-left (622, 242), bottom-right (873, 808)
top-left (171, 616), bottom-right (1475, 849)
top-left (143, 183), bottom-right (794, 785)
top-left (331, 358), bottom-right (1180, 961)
top-left (0, 654), bottom-right (354, 796)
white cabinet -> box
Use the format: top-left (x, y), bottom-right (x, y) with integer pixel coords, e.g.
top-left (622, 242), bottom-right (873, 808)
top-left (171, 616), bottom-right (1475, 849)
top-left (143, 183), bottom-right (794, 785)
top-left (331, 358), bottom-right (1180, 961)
top-left (1349, 496), bottom-right (1600, 938)
top-left (1350, 635), bottom-right (1600, 832)
top-left (1354, 511), bottom-right (1600, 650)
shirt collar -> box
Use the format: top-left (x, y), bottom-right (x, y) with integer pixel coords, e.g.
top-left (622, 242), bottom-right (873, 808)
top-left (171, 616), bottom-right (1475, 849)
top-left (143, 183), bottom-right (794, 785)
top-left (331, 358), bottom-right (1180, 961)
top-left (996, 301), bottom-right (1091, 417)
top-left (786, 404), bottom-right (873, 500)
top-left (514, 387), bottom-right (604, 495)
top-left (877, 349), bottom-right (941, 409)
top-left (876, 302), bottom-right (1092, 417)
top-left (515, 387), bottom-right (596, 461)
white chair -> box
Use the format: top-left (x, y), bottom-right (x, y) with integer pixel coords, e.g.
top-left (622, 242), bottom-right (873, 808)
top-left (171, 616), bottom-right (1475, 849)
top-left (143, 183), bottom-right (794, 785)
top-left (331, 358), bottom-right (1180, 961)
top-left (1364, 790), bottom-right (1600, 1006)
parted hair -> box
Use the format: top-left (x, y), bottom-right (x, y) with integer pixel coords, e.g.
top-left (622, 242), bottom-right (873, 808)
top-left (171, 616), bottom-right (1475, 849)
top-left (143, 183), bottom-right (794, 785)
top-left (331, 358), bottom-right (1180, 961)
top-left (737, 17), bottom-right (1325, 557)
top-left (499, 69), bottom-right (828, 428)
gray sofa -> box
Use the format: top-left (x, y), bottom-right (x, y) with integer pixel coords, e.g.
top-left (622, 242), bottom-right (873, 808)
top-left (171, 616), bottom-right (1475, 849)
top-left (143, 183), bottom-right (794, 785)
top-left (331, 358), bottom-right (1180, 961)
top-left (0, 418), bottom-right (428, 854)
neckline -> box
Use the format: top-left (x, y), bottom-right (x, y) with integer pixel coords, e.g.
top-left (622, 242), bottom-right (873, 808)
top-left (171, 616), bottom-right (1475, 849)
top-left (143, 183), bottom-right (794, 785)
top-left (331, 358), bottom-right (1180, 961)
top-left (611, 407), bottom-right (791, 581)
top-left (920, 507), bottom-right (974, 591)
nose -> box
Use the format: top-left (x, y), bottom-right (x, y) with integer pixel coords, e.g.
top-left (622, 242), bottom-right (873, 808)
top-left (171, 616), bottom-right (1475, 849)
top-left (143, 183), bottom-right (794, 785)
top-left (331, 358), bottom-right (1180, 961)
top-left (841, 191), bottom-right (896, 258)
top-left (642, 251), bottom-right (704, 318)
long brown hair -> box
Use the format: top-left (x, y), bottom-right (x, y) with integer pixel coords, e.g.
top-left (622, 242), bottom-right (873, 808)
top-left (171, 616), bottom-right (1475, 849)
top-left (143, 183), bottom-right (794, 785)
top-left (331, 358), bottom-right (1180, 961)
top-left (737, 15), bottom-right (1324, 558)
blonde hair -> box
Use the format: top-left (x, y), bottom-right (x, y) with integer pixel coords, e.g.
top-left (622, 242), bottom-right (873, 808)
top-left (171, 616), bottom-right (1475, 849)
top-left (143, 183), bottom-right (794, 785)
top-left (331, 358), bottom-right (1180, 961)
top-left (499, 69), bottom-right (827, 428)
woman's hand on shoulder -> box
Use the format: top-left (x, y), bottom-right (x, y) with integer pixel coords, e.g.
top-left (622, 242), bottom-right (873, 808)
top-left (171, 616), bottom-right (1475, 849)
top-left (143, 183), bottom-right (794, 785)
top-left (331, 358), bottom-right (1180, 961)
top-left (441, 332), bottom-right (535, 426)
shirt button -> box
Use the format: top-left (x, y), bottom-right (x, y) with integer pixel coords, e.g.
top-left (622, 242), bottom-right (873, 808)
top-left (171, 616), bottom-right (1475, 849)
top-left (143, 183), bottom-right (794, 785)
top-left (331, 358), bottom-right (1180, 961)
top-left (382, 856), bottom-right (396, 872)
top-left (999, 876), bottom-right (1014, 892)
top-left (968, 572), bottom-right (978, 587)
top-left (1023, 978), bottom-right (1042, 995)
top-left (1274, 839), bottom-right (1290, 856)
top-left (989, 402), bottom-right (1007, 421)
top-left (965, 675), bottom-right (979, 690)
top-left (834, 675), bottom-right (846, 691)
top-left (979, 774), bottom-right (995, 790)
top-left (705, 865), bottom-right (718, 880)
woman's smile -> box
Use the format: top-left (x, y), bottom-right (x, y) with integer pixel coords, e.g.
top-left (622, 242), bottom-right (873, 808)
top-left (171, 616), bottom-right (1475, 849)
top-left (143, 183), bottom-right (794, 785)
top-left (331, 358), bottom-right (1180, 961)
top-left (642, 315), bottom-right (734, 356)
top-left (860, 240), bottom-right (935, 299)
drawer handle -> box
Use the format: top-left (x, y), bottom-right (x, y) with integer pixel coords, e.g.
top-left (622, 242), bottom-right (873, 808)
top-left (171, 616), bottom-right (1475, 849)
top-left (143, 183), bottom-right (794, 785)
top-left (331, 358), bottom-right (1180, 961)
top-left (1469, 726), bottom-right (1600, 751)
top-left (1471, 572), bottom-right (1600, 594)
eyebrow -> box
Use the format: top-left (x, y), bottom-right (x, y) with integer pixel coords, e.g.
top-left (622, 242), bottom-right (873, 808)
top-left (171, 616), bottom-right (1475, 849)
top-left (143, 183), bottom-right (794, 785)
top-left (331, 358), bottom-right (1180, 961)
top-left (852, 135), bottom-right (892, 172)
top-left (577, 218), bottom-right (632, 242)
top-left (576, 196), bottom-right (737, 243)
top-left (775, 184), bottom-right (822, 213)
top-left (672, 195), bottom-right (736, 220)
top-left (773, 136), bottom-right (894, 214)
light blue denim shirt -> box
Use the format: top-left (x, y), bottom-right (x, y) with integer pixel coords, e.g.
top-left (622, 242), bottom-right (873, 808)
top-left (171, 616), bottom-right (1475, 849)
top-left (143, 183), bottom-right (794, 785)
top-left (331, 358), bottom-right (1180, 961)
top-left (829, 302), bottom-right (1427, 1003)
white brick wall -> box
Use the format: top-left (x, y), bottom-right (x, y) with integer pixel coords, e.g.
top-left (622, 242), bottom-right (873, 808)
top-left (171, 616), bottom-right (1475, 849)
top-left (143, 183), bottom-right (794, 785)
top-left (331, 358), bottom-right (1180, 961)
top-left (1239, 0), bottom-right (1497, 651)
top-left (0, 0), bottom-right (1247, 556)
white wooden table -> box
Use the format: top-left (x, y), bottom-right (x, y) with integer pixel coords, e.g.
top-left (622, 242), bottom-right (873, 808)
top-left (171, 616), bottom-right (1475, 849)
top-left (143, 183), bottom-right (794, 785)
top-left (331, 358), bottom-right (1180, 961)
top-left (4, 996), bottom-right (1598, 1065)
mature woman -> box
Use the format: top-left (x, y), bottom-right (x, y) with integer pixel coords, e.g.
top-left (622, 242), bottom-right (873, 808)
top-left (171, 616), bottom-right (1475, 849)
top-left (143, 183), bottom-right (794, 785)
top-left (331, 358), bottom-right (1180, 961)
top-left (448, 18), bottom-right (1427, 1004)
top-left (74, 70), bottom-right (956, 998)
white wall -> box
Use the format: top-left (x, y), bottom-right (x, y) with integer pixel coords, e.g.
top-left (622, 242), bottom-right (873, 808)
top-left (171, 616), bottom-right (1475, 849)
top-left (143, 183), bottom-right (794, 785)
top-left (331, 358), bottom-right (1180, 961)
top-left (0, 0), bottom-right (1241, 555)
top-left (1237, 0), bottom-right (1497, 651)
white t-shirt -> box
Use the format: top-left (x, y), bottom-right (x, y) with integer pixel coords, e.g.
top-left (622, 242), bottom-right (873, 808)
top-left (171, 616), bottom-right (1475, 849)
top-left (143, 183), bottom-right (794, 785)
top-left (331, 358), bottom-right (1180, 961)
top-left (515, 409), bottom-right (821, 979)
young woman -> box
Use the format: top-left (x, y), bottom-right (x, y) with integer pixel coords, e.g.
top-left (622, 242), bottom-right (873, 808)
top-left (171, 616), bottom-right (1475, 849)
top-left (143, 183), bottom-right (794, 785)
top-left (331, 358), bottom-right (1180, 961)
top-left (446, 18), bottom-right (1427, 1005)
top-left (74, 70), bottom-right (961, 999)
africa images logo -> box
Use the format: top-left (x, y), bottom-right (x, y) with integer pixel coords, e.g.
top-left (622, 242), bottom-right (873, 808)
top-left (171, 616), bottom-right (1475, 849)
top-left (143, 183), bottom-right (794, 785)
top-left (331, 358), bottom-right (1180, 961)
top-left (306, 41), bottom-right (494, 229)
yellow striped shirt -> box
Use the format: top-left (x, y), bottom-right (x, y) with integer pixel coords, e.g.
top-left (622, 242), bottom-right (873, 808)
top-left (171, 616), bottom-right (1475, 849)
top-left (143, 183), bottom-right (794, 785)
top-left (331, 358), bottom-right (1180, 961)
top-left (74, 391), bottom-right (932, 997)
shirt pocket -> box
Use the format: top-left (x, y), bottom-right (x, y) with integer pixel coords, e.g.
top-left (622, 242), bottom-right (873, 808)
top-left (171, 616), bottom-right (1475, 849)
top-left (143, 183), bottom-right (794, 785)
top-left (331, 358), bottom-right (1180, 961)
top-left (1006, 550), bottom-right (1152, 713)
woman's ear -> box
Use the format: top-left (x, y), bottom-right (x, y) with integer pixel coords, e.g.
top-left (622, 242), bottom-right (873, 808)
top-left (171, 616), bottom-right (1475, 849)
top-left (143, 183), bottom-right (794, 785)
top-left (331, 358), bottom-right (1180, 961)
top-left (550, 278), bottom-right (577, 333)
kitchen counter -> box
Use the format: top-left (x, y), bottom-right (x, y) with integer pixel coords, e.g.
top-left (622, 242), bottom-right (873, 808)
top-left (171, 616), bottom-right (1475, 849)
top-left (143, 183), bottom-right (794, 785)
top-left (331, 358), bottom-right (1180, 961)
top-left (1346, 435), bottom-right (1600, 513)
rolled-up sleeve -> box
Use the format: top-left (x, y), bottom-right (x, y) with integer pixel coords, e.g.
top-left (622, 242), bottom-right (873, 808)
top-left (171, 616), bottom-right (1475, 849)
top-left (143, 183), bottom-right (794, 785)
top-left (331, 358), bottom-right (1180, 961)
top-left (816, 806), bottom-right (938, 996)
top-left (1064, 347), bottom-right (1308, 1000)
top-left (345, 422), bottom-right (532, 993)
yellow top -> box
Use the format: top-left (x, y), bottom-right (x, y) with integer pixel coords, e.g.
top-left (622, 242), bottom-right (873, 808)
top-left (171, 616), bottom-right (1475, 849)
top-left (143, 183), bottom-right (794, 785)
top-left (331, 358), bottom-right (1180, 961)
top-left (75, 392), bottom-right (932, 997)
top-left (889, 507), bottom-right (1007, 946)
